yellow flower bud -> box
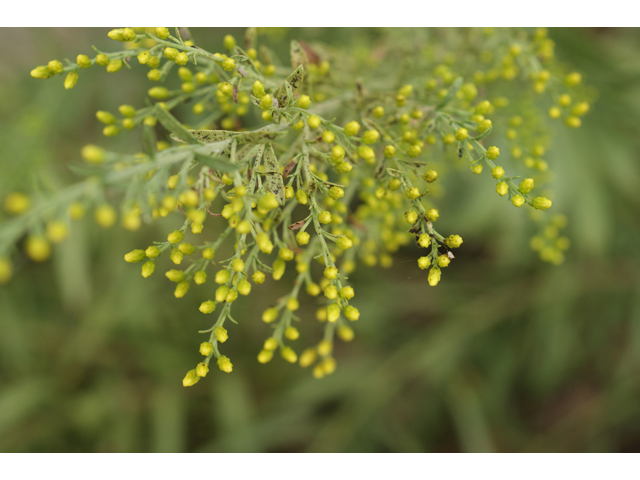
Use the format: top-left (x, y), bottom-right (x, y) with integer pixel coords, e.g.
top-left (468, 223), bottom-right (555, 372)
top-left (64, 72), bottom-right (78, 90)
top-left (200, 342), bottom-right (214, 356)
top-left (167, 230), bottom-right (184, 244)
top-left (222, 58), bottom-right (235, 71)
top-left (322, 130), bottom-right (336, 144)
top-left (163, 47), bottom-right (178, 61)
top-left (96, 110), bottom-right (117, 124)
top-left (532, 197), bottom-right (552, 210)
top-left (262, 307), bottom-right (278, 323)
top-left (362, 129), bottom-right (380, 144)
top-left (285, 326), bottom-right (299, 340)
top-left (259, 94), bottom-right (273, 110)
top-left (491, 166), bottom-right (505, 179)
top-left (102, 125), bottom-right (119, 137)
top-left (148, 86), bottom-right (170, 100)
top-left (31, 66), bottom-right (52, 79)
top-left (337, 326), bottom-right (355, 342)
top-left (141, 261), bottom-right (155, 278)
top-left (137, 51), bottom-right (150, 65)
top-left (405, 210), bottom-right (418, 224)
top-left (426, 209), bottom-right (439, 222)
top-left (25, 236), bottom-right (51, 262)
top-left (307, 115), bottom-right (321, 129)
top-left (156, 27), bottom-right (170, 39)
top-left (217, 355), bottom-right (233, 373)
top-left (511, 194), bottom-right (525, 207)
top-left (119, 104), bottom-right (136, 117)
top-left (418, 256), bottom-right (431, 270)
top-left (437, 255), bottom-right (450, 268)
top-left (215, 286), bottom-right (230, 302)
top-left (280, 347), bottom-right (297, 363)
top-left (223, 34), bottom-right (236, 50)
top-left (194, 271), bottom-right (207, 285)
top-left (313, 364), bottom-right (325, 378)
top-left (344, 121), bottom-right (360, 136)
top-left (48, 60), bottom-right (63, 74)
top-left (30, 66), bottom-right (53, 79)
top-left (548, 106), bottom-right (561, 119)
top-left (252, 271), bottom-right (266, 284)
top-left (182, 369), bottom-right (200, 387)
top-left (327, 303), bottom-right (341, 323)
top-left (296, 189), bottom-right (309, 205)
top-left (299, 348), bottom-right (317, 368)
top-left (428, 267), bottom-right (441, 286)
top-left (170, 249), bottom-right (183, 265)
top-left (174, 281), bottom-right (190, 298)
top-left (328, 187), bottom-right (344, 200)
top-left (406, 188), bottom-right (420, 200)
top-left (486, 146), bottom-right (500, 160)
top-left (469, 163), bottom-right (482, 174)
top-left (565, 116), bottom-right (581, 128)
top-left (162, 267), bottom-right (183, 282)
top-left (455, 128), bottom-right (468, 141)
top-left (106, 59), bottom-right (123, 73)
top-left (442, 133), bottom-right (455, 145)
top-left (258, 193), bottom-right (279, 211)
top-left (417, 234), bottom-right (431, 248)
top-left (339, 286), bottom-right (355, 300)
top-left (285, 297), bottom-right (299, 311)
top-left (565, 72), bottom-right (582, 87)
top-left (324, 285), bottom-right (338, 300)
top-left (231, 258), bottom-right (245, 272)
top-left (496, 181), bottom-right (509, 196)
top-left (336, 237), bottom-right (353, 250)
top-left (215, 326), bottom-right (228, 343)
top-left (477, 119), bottom-right (492, 133)
top-left (124, 249), bottom-right (145, 263)
top-left (372, 106), bottom-right (384, 118)
top-left (358, 145), bottom-right (375, 163)
top-left (4, 192), bottom-right (30, 215)
top-left (519, 178), bottom-right (534, 194)
top-left (199, 300), bottom-right (216, 314)
top-left (95, 205), bottom-right (117, 228)
top-left (298, 95), bottom-right (311, 109)
top-left (95, 54), bottom-right (109, 66)
top-left (317, 340), bottom-right (333, 357)
top-left (257, 349), bottom-right (274, 364)
top-left (446, 235), bottom-right (463, 249)
top-left (196, 363), bottom-right (209, 377)
top-left (107, 29), bottom-right (124, 41)
top-left (572, 102), bottom-right (590, 117)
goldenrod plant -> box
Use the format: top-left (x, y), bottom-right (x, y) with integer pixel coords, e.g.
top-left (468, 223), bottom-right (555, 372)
top-left (1, 27), bottom-right (591, 385)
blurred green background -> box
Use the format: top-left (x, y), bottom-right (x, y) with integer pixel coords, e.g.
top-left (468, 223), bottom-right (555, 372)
top-left (1, 28), bottom-right (639, 453)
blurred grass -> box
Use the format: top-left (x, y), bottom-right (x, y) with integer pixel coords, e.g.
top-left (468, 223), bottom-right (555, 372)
top-left (0, 28), bottom-right (639, 453)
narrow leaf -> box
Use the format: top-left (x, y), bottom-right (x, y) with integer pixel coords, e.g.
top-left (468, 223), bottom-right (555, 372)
top-left (155, 105), bottom-right (201, 145)
top-left (194, 153), bottom-right (241, 172)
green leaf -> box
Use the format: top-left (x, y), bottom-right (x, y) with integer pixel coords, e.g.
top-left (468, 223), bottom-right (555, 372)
top-left (290, 40), bottom-right (309, 69)
top-left (142, 124), bottom-right (157, 156)
top-left (264, 144), bottom-right (284, 205)
top-left (471, 126), bottom-right (492, 141)
top-left (436, 76), bottom-right (463, 109)
top-left (194, 153), bottom-right (240, 172)
top-left (154, 105), bottom-right (201, 145)
top-left (276, 65), bottom-right (304, 108)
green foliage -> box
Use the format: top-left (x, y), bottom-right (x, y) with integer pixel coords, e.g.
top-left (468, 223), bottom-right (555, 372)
top-left (0, 28), bottom-right (639, 453)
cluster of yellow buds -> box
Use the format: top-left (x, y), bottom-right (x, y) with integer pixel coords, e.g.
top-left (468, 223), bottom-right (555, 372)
top-left (3, 27), bottom-right (593, 386)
